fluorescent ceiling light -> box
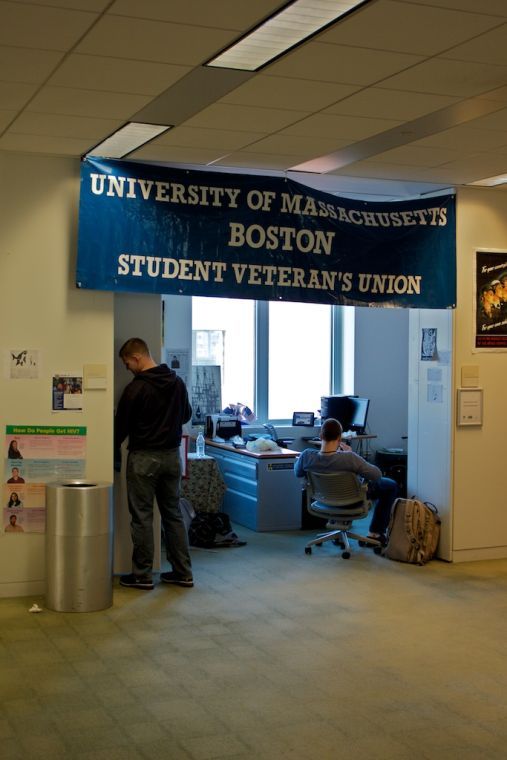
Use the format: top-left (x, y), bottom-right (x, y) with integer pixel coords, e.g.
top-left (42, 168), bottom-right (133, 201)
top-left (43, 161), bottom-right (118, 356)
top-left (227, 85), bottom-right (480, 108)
top-left (468, 174), bottom-right (507, 187)
top-left (206, 0), bottom-right (369, 72)
top-left (85, 122), bottom-right (172, 159)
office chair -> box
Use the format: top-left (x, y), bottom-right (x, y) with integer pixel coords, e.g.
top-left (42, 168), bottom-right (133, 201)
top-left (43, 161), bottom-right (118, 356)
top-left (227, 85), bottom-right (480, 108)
top-left (263, 423), bottom-right (295, 449)
top-left (304, 470), bottom-right (382, 559)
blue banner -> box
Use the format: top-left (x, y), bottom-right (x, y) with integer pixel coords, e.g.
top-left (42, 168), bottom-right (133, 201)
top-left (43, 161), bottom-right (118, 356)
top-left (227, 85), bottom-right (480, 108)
top-left (76, 158), bottom-right (456, 309)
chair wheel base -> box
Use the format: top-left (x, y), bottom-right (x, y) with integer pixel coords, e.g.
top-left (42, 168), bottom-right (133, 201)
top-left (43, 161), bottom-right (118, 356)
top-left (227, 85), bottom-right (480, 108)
top-left (341, 551), bottom-right (351, 559)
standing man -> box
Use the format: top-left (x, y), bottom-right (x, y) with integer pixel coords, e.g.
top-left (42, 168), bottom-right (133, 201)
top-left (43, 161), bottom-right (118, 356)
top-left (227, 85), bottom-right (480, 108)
top-left (295, 418), bottom-right (398, 544)
top-left (115, 337), bottom-right (193, 590)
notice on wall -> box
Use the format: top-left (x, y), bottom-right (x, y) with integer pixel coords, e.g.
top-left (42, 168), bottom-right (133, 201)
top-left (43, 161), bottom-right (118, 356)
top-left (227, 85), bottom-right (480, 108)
top-left (4, 426), bottom-right (86, 534)
top-left (52, 374), bottom-right (83, 411)
top-left (474, 250), bottom-right (507, 350)
top-left (164, 349), bottom-right (190, 386)
top-left (6, 349), bottom-right (40, 379)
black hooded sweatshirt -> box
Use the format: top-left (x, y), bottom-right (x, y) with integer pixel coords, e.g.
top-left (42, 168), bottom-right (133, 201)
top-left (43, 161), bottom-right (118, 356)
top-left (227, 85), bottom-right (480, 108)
top-left (115, 364), bottom-right (192, 453)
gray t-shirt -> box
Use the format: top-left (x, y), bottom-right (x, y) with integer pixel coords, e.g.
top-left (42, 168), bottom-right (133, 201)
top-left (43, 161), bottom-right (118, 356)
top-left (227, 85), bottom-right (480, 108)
top-left (294, 448), bottom-right (381, 482)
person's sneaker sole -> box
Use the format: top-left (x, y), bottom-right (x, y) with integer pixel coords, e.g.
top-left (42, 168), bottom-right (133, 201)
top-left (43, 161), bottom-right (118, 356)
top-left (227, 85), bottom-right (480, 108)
top-left (160, 573), bottom-right (194, 587)
top-left (119, 574), bottom-right (154, 590)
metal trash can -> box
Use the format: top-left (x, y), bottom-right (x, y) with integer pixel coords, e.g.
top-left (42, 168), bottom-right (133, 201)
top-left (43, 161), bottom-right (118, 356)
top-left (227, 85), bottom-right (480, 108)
top-left (46, 480), bottom-right (113, 612)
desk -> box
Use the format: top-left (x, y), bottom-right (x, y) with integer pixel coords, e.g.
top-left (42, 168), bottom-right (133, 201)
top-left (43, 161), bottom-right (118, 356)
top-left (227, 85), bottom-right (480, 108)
top-left (181, 453), bottom-right (226, 513)
top-left (305, 433), bottom-right (377, 459)
top-left (205, 440), bottom-right (302, 531)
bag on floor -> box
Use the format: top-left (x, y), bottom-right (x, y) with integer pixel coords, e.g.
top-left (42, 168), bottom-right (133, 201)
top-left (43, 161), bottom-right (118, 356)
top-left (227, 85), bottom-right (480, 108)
top-left (179, 497), bottom-right (196, 532)
top-left (384, 497), bottom-right (440, 565)
top-left (188, 511), bottom-right (246, 548)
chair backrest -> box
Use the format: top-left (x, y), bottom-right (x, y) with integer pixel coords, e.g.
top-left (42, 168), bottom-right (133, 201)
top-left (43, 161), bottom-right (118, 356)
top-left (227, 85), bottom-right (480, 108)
top-left (307, 470), bottom-right (367, 508)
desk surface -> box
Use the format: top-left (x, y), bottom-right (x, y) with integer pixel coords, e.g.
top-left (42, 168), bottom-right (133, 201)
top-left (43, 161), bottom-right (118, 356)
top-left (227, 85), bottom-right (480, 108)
top-left (205, 438), bottom-right (298, 459)
top-left (304, 433), bottom-right (377, 445)
top-left (303, 433), bottom-right (377, 448)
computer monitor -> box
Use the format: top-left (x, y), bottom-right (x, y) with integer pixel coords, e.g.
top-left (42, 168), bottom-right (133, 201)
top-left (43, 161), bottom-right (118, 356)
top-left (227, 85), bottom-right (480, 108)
top-left (348, 397), bottom-right (370, 434)
top-left (320, 396), bottom-right (353, 430)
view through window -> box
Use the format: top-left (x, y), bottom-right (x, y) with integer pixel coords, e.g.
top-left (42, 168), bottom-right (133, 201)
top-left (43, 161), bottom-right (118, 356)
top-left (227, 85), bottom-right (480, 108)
top-left (192, 297), bottom-right (333, 422)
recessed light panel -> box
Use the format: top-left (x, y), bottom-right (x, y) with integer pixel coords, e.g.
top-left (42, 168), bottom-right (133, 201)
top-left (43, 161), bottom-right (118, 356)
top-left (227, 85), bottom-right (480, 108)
top-left (85, 122), bottom-right (172, 159)
top-left (206, 0), bottom-right (369, 72)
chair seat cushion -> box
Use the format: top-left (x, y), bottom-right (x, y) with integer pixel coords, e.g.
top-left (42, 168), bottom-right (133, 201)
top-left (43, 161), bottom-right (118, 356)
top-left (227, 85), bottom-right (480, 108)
top-left (309, 499), bottom-right (367, 520)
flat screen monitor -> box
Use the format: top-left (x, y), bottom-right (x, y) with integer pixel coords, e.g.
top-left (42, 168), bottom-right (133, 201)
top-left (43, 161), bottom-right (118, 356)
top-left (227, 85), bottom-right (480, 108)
top-left (348, 397), bottom-right (370, 434)
top-left (320, 396), bottom-right (352, 430)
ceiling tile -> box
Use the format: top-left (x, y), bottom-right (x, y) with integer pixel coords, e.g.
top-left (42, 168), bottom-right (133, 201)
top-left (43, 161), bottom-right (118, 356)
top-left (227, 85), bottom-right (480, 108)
top-left (367, 144), bottom-right (463, 167)
top-left (76, 15), bottom-right (236, 65)
top-left (240, 134), bottom-right (352, 156)
top-left (9, 112), bottom-right (122, 139)
top-left (155, 126), bottom-right (266, 151)
top-left (281, 113), bottom-right (401, 140)
top-left (0, 132), bottom-right (95, 155)
top-left (319, 0), bottom-right (501, 56)
top-left (0, 110), bottom-right (16, 131)
top-left (184, 103), bottom-right (310, 133)
top-left (444, 24), bottom-right (507, 66)
top-left (325, 88), bottom-right (460, 121)
top-left (379, 58), bottom-right (507, 97)
top-left (0, 1), bottom-right (97, 50)
top-left (437, 152), bottom-right (507, 176)
top-left (221, 75), bottom-right (359, 112)
top-left (0, 81), bottom-right (38, 110)
top-left (330, 160), bottom-right (444, 182)
top-left (26, 86), bottom-right (151, 119)
top-left (108, 0), bottom-right (282, 30)
top-left (265, 41), bottom-right (423, 86)
top-left (395, 0), bottom-right (507, 16)
top-left (0, 46), bottom-right (64, 83)
top-left (9, 0), bottom-right (111, 9)
top-left (463, 107), bottom-right (507, 131)
top-left (413, 125), bottom-right (507, 151)
top-left (48, 54), bottom-right (191, 96)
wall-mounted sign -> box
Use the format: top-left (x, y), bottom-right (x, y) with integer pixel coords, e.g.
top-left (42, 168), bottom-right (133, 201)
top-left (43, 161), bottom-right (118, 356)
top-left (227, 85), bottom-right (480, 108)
top-left (474, 249), bottom-right (507, 351)
top-left (457, 388), bottom-right (483, 426)
top-left (77, 158), bottom-right (456, 310)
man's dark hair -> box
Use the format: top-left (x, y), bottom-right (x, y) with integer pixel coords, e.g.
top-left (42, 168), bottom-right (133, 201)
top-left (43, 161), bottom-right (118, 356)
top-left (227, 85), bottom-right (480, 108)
top-left (321, 418), bottom-right (342, 441)
top-left (119, 338), bottom-right (150, 359)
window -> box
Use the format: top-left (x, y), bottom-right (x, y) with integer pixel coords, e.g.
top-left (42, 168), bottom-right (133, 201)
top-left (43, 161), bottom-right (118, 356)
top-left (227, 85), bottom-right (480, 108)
top-left (268, 301), bottom-right (331, 420)
top-left (192, 297), bottom-right (351, 422)
top-left (192, 297), bottom-right (255, 414)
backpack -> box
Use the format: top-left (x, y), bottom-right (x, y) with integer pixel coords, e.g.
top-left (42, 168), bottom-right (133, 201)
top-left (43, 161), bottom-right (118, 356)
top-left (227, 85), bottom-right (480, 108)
top-left (188, 511), bottom-right (246, 548)
top-left (384, 497), bottom-right (441, 565)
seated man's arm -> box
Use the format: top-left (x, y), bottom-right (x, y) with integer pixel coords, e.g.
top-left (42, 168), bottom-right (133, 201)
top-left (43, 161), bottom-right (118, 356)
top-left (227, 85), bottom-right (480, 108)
top-left (347, 452), bottom-right (382, 482)
top-left (294, 450), bottom-right (312, 478)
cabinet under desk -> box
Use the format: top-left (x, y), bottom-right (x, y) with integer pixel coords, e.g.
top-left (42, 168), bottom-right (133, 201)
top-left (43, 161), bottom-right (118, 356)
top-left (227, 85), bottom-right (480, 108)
top-left (204, 439), bottom-right (303, 531)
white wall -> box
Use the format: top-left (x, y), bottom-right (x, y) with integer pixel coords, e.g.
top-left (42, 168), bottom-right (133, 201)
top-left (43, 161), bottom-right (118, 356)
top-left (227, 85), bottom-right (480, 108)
top-left (354, 307), bottom-right (409, 453)
top-left (452, 187), bottom-right (507, 561)
top-left (0, 153), bottom-right (114, 597)
top-left (408, 309), bottom-right (453, 560)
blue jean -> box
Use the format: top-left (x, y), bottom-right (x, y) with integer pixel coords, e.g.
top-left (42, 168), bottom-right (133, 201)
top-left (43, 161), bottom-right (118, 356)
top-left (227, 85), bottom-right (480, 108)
top-left (126, 448), bottom-right (192, 580)
top-left (367, 476), bottom-right (398, 534)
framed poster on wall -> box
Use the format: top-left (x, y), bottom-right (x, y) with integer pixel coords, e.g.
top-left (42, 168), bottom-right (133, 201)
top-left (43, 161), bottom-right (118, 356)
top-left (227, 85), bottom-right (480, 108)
top-left (474, 249), bottom-right (507, 351)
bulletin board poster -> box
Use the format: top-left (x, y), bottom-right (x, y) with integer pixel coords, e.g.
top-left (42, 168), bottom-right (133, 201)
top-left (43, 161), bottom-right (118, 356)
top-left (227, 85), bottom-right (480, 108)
top-left (4, 425), bottom-right (86, 534)
top-left (474, 250), bottom-right (507, 350)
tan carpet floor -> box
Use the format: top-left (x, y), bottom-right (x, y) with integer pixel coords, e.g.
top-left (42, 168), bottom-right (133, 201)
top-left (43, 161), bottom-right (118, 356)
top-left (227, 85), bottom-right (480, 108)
top-left (1, 525), bottom-right (507, 759)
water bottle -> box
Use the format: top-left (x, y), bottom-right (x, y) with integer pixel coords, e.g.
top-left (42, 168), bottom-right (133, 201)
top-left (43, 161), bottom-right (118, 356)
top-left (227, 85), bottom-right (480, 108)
top-left (196, 431), bottom-right (205, 458)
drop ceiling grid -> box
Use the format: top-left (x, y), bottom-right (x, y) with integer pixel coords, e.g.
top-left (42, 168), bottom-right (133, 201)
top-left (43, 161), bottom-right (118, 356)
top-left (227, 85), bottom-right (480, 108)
top-left (1, 0), bottom-right (507, 191)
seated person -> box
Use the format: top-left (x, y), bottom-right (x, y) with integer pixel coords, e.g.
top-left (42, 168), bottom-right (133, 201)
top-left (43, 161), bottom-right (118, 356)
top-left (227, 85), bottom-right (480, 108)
top-left (294, 417), bottom-right (398, 544)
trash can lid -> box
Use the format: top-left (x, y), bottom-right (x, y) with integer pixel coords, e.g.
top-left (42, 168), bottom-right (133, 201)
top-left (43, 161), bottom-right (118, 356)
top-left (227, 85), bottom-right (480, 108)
top-left (47, 480), bottom-right (112, 489)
